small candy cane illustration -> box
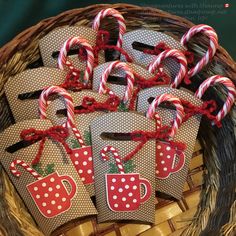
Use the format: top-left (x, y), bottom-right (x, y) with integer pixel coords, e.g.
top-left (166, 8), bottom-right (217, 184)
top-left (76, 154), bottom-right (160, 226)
top-left (100, 146), bottom-right (125, 174)
top-left (147, 94), bottom-right (185, 138)
top-left (98, 61), bottom-right (135, 103)
top-left (148, 49), bottom-right (188, 88)
top-left (92, 8), bottom-right (126, 48)
top-left (195, 75), bottom-right (236, 122)
top-left (39, 85), bottom-right (86, 147)
top-left (10, 159), bottom-right (42, 180)
top-left (181, 24), bottom-right (218, 79)
top-left (58, 36), bottom-right (94, 84)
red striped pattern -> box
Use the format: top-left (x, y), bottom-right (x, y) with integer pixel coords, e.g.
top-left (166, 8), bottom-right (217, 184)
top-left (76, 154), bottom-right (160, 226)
top-left (195, 75), bottom-right (236, 122)
top-left (92, 8), bottom-right (126, 48)
top-left (181, 24), bottom-right (218, 78)
top-left (148, 49), bottom-right (188, 88)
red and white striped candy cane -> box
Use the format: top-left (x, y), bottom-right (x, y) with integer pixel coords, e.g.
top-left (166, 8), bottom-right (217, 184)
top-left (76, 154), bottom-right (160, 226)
top-left (100, 145), bottom-right (125, 174)
top-left (10, 159), bottom-right (42, 180)
top-left (92, 8), bottom-right (126, 48)
top-left (39, 85), bottom-right (86, 147)
top-left (99, 61), bottom-right (135, 103)
top-left (148, 49), bottom-right (188, 88)
top-left (195, 75), bottom-right (236, 122)
top-left (58, 36), bottom-right (94, 84)
top-left (181, 24), bottom-right (218, 78)
top-left (147, 94), bottom-right (185, 138)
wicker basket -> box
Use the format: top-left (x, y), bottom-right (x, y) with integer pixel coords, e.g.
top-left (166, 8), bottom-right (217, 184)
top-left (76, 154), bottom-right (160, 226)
top-left (0, 4), bottom-right (235, 236)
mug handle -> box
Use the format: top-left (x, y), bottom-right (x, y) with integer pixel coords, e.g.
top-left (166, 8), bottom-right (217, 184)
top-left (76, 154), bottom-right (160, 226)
top-left (171, 150), bottom-right (185, 173)
top-left (60, 175), bottom-right (77, 199)
top-left (139, 178), bottom-right (152, 203)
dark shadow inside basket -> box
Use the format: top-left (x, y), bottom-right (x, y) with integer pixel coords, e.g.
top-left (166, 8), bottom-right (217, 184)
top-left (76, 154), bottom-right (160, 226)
top-left (0, 3), bottom-right (235, 236)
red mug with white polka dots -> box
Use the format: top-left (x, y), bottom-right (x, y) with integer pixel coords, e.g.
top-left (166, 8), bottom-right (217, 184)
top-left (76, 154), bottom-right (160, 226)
top-left (27, 172), bottom-right (77, 218)
top-left (105, 173), bottom-right (151, 212)
top-left (156, 141), bottom-right (185, 179)
top-left (70, 146), bottom-right (94, 185)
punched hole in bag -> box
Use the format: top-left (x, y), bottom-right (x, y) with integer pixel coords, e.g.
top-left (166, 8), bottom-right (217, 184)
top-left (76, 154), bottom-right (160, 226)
top-left (147, 97), bottom-right (176, 111)
top-left (100, 132), bottom-right (134, 141)
top-left (5, 139), bottom-right (40, 153)
top-left (132, 42), bottom-right (155, 52)
top-left (52, 48), bottom-right (81, 59)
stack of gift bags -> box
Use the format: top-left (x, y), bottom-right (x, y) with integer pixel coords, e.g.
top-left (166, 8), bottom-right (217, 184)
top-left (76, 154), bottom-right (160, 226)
top-left (1, 8), bottom-right (235, 236)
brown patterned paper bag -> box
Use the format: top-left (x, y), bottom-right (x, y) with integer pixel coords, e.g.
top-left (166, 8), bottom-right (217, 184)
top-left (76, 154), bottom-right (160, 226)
top-left (92, 61), bottom-right (158, 110)
top-left (4, 67), bottom-right (67, 122)
top-left (90, 112), bottom-right (156, 223)
top-left (121, 30), bottom-right (187, 79)
top-left (45, 90), bottom-right (119, 196)
top-left (39, 26), bottom-right (105, 69)
top-left (0, 119), bottom-right (97, 236)
top-left (137, 86), bottom-right (202, 199)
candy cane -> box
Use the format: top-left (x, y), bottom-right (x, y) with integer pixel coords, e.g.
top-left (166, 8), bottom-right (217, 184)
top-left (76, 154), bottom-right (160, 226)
top-left (39, 85), bottom-right (86, 147)
top-left (147, 94), bottom-right (185, 138)
top-left (154, 113), bottom-right (162, 129)
top-left (92, 8), bottom-right (126, 48)
top-left (58, 36), bottom-right (94, 84)
top-left (181, 24), bottom-right (218, 78)
top-left (10, 159), bottom-right (42, 180)
top-left (195, 75), bottom-right (236, 122)
top-left (100, 145), bottom-right (125, 174)
top-left (148, 49), bottom-right (188, 88)
top-left (98, 61), bottom-right (135, 103)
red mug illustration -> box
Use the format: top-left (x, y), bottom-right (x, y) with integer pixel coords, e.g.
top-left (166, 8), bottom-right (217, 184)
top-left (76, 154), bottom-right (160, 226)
top-left (70, 146), bottom-right (94, 185)
top-left (105, 173), bottom-right (151, 211)
top-left (100, 146), bottom-right (152, 212)
top-left (156, 141), bottom-right (185, 179)
top-left (10, 160), bottom-right (77, 218)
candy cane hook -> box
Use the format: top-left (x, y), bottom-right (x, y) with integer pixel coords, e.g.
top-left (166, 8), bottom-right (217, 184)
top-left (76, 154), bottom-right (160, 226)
top-left (100, 145), bottom-right (125, 174)
top-left (147, 94), bottom-right (185, 138)
top-left (10, 159), bottom-right (42, 180)
top-left (92, 8), bottom-right (126, 48)
top-left (148, 49), bottom-right (188, 88)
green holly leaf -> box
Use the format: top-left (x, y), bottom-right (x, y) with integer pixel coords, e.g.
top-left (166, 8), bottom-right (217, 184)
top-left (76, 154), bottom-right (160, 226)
top-left (107, 159), bottom-right (136, 173)
top-left (84, 130), bottom-right (92, 146)
top-left (70, 138), bottom-right (81, 149)
top-left (44, 163), bottom-right (55, 176)
top-left (118, 102), bottom-right (129, 112)
top-left (32, 163), bottom-right (44, 176)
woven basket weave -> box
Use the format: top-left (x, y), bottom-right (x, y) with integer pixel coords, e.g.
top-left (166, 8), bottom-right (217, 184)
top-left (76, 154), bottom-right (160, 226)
top-left (0, 4), bottom-right (235, 236)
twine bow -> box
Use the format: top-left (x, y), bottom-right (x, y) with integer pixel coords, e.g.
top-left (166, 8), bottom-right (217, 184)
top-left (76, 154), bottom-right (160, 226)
top-left (20, 126), bottom-right (72, 165)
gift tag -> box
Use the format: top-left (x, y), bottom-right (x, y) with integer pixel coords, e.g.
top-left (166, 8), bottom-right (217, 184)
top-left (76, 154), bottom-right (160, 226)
top-left (4, 67), bottom-right (66, 122)
top-left (0, 119), bottom-right (97, 236)
top-left (90, 112), bottom-right (156, 223)
top-left (39, 26), bottom-right (105, 68)
top-left (93, 60), bottom-right (160, 110)
top-left (45, 88), bottom-right (118, 196)
top-left (137, 87), bottom-right (202, 199)
top-left (121, 29), bottom-right (185, 73)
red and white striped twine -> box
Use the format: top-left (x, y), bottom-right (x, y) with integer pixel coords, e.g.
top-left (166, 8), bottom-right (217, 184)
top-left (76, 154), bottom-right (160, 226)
top-left (98, 61), bottom-right (135, 103)
top-left (92, 8), bottom-right (126, 48)
top-left (181, 24), bottom-right (218, 78)
top-left (10, 159), bottom-right (42, 180)
top-left (39, 86), bottom-right (86, 147)
top-left (58, 36), bottom-right (94, 85)
top-left (195, 75), bottom-right (236, 122)
top-left (146, 94), bottom-right (185, 138)
top-left (100, 145), bottom-right (125, 174)
top-left (148, 49), bottom-right (188, 88)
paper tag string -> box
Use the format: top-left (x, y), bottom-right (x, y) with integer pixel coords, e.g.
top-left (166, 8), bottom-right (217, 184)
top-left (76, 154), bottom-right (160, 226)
top-left (195, 75), bottom-right (236, 122)
top-left (39, 85), bottom-right (86, 147)
top-left (58, 36), bottom-right (94, 85)
top-left (20, 126), bottom-right (72, 165)
top-left (10, 159), bottom-right (42, 180)
top-left (92, 8), bottom-right (126, 48)
top-left (181, 24), bottom-right (218, 82)
top-left (146, 94), bottom-right (185, 138)
top-left (100, 146), bottom-right (125, 174)
top-left (148, 49), bottom-right (188, 88)
top-left (98, 61), bottom-right (135, 104)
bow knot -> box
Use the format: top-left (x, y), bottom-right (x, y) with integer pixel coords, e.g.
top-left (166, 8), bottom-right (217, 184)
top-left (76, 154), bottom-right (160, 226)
top-left (21, 126), bottom-right (72, 165)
